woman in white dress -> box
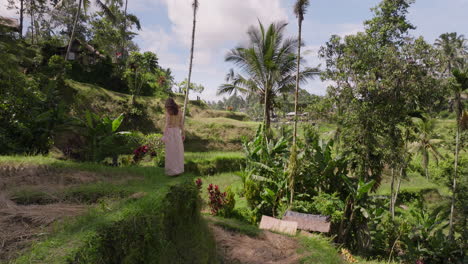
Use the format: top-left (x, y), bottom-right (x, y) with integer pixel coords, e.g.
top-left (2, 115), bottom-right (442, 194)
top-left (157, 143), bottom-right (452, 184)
top-left (161, 98), bottom-right (185, 176)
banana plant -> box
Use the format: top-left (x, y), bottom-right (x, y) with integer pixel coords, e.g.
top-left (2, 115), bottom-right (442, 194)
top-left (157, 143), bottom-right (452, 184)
top-left (82, 111), bottom-right (124, 161)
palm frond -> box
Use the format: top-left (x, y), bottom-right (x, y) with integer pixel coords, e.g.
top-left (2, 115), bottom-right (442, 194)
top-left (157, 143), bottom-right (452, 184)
top-left (294, 0), bottom-right (310, 20)
top-left (82, 0), bottom-right (91, 14)
top-left (126, 14), bottom-right (141, 30)
top-left (95, 0), bottom-right (116, 23)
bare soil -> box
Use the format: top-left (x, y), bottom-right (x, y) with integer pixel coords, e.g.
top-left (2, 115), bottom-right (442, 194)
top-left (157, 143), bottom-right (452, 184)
top-left (210, 224), bottom-right (303, 264)
top-left (0, 164), bottom-right (100, 191)
top-left (0, 195), bottom-right (86, 261)
top-left (0, 164), bottom-right (137, 262)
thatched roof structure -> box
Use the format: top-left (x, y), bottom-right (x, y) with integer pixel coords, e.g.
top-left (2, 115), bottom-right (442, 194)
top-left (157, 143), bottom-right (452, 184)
top-left (0, 16), bottom-right (20, 32)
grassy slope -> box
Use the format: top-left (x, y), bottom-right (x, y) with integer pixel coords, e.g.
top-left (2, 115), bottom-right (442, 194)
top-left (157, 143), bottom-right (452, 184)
top-left (1, 156), bottom-right (218, 263)
top-left (1, 156), bottom-right (354, 264)
top-left (67, 80), bottom-right (258, 151)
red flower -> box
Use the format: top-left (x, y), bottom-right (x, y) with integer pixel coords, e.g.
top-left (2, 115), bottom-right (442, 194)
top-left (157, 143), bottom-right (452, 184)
top-left (195, 178), bottom-right (203, 189)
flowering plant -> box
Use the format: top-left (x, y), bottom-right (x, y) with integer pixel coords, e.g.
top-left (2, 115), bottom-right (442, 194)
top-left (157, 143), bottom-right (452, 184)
top-left (207, 184), bottom-right (227, 215)
top-left (133, 145), bottom-right (156, 164)
top-left (195, 178), bottom-right (203, 190)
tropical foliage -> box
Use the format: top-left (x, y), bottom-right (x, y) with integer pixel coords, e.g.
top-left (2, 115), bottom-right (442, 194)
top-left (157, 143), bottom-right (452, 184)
top-left (219, 21), bottom-right (319, 128)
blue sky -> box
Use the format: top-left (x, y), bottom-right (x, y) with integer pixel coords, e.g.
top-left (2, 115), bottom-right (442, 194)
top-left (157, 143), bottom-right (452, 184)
top-left (131, 0), bottom-right (468, 101)
top-left (2, 0), bottom-right (467, 100)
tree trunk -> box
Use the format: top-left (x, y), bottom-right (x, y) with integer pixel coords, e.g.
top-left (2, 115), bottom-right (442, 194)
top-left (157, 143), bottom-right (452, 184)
top-left (65, 0), bottom-right (82, 60)
top-left (293, 18), bottom-right (302, 145)
top-left (449, 125), bottom-right (460, 238)
top-left (121, 0), bottom-right (128, 61)
top-left (391, 170), bottom-right (402, 220)
top-left (423, 151), bottom-right (429, 180)
top-left (390, 168), bottom-right (395, 220)
top-left (30, 1), bottom-right (34, 44)
top-left (263, 88), bottom-right (270, 129)
top-left (19, 0), bottom-right (24, 37)
top-left (182, 1), bottom-right (198, 125)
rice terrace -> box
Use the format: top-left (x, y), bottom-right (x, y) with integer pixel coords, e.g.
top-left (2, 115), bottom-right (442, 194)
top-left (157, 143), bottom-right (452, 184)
top-left (0, 0), bottom-right (467, 263)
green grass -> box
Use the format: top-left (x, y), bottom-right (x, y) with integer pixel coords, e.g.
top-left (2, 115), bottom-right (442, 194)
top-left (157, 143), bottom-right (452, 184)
top-left (205, 216), bottom-right (261, 237)
top-left (375, 173), bottom-right (450, 196)
top-left (185, 152), bottom-right (246, 175)
top-left (185, 117), bottom-right (258, 151)
top-left (0, 155), bottom-right (165, 178)
top-left (68, 80), bottom-right (259, 151)
top-left (7, 159), bottom-right (217, 263)
top-left (199, 172), bottom-right (243, 191)
top-left (185, 151), bottom-right (244, 162)
top-left (297, 234), bottom-right (344, 264)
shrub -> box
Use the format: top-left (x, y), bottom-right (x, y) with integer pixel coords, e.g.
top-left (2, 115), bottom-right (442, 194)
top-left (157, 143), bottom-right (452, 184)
top-left (218, 186), bottom-right (236, 218)
top-left (132, 145), bottom-right (152, 164)
top-left (207, 184), bottom-right (227, 215)
top-left (72, 181), bottom-right (217, 263)
top-left (144, 133), bottom-right (165, 167)
top-left (292, 193), bottom-right (344, 223)
top-left (97, 131), bottom-right (145, 164)
top-left (185, 156), bottom-right (245, 175)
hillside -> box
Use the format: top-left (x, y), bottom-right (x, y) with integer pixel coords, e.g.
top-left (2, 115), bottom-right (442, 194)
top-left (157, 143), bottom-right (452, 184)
top-left (64, 80), bottom-right (258, 152)
top-left (0, 156), bottom-right (356, 264)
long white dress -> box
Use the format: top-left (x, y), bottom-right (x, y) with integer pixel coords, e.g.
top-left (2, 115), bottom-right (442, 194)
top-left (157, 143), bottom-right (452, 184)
top-left (161, 112), bottom-right (184, 176)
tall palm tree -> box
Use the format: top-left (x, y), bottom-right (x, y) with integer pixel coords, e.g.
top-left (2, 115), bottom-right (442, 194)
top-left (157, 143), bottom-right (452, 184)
top-left (292, 0), bottom-right (310, 145)
top-left (218, 21), bottom-right (318, 129)
top-left (288, 0), bottom-right (311, 205)
top-left (434, 32), bottom-right (467, 75)
top-left (20, 0), bottom-right (24, 37)
top-left (410, 117), bottom-right (444, 180)
top-left (182, 0), bottom-right (199, 124)
top-left (449, 68), bottom-right (468, 238)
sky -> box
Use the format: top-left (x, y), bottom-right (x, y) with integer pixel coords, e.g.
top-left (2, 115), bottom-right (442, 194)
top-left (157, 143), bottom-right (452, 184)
top-left (2, 0), bottom-right (468, 101)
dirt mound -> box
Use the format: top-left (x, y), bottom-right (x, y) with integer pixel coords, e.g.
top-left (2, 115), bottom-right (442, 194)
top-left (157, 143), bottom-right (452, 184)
top-left (0, 197), bottom-right (86, 261)
top-left (210, 224), bottom-right (302, 264)
top-left (0, 165), bottom-right (98, 191)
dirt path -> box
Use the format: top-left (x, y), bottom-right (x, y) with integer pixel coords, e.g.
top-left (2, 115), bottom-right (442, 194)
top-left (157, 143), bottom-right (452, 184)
top-left (0, 195), bottom-right (86, 261)
top-left (210, 224), bottom-right (303, 264)
top-left (0, 164), bottom-right (125, 262)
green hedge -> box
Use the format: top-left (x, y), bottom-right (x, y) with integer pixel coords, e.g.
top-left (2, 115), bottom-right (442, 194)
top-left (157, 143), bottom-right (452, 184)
top-left (185, 156), bottom-right (245, 175)
top-left (70, 181), bottom-right (218, 264)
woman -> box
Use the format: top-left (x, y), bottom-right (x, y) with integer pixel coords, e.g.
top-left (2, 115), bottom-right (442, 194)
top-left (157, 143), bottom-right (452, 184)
top-left (161, 98), bottom-right (185, 176)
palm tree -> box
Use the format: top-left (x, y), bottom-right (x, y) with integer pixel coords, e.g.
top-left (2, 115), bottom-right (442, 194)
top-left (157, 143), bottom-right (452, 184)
top-left (65, 0), bottom-right (115, 60)
top-left (292, 0), bottom-right (310, 145)
top-left (287, 0), bottom-right (311, 206)
top-left (218, 21), bottom-right (318, 129)
top-left (410, 117), bottom-right (444, 180)
top-left (182, 0), bottom-right (199, 124)
top-left (434, 33), bottom-right (467, 75)
top-left (449, 68), bottom-right (468, 238)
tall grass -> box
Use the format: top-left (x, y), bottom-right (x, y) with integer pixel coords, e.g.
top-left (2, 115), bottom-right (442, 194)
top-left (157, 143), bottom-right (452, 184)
top-left (185, 151), bottom-right (244, 162)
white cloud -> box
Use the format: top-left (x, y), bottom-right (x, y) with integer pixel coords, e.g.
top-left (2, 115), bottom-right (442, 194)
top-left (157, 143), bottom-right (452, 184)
top-left (0, 0), bottom-right (20, 17)
top-left (135, 25), bottom-right (187, 71)
top-left (336, 23), bottom-right (364, 37)
top-left (161, 0), bottom-right (288, 63)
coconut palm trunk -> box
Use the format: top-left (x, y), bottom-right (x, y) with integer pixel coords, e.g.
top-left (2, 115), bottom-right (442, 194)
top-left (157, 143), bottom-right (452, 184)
top-left (449, 68), bottom-right (467, 239)
top-left (30, 0), bottom-right (35, 44)
top-left (449, 125), bottom-right (460, 238)
top-left (66, 0), bottom-right (82, 60)
top-left (264, 88), bottom-right (270, 129)
top-left (293, 4), bottom-right (305, 144)
top-left (19, 0), bottom-right (24, 38)
top-left (290, 0), bottom-right (310, 205)
top-left (182, 0), bottom-right (198, 124)
top-left (121, 0), bottom-right (128, 60)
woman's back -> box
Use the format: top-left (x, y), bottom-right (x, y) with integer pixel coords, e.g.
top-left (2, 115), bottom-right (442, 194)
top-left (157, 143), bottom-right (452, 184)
top-left (166, 112), bottom-right (182, 128)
